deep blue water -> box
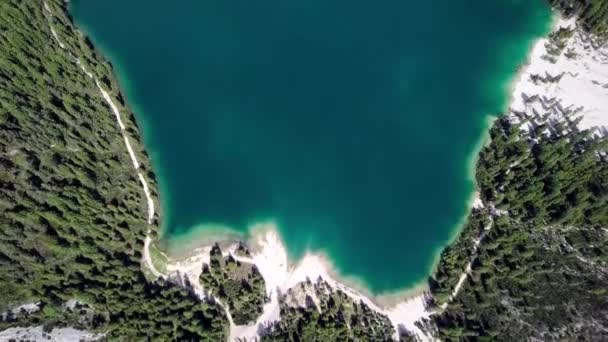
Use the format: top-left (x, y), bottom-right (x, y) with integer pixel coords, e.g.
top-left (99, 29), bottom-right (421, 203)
top-left (70, 0), bottom-right (550, 292)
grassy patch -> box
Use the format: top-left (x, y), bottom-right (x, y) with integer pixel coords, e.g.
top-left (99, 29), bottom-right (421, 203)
top-left (148, 242), bottom-right (168, 275)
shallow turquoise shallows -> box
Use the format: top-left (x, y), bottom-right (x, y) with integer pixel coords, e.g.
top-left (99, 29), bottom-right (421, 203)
top-left (70, 0), bottom-right (551, 293)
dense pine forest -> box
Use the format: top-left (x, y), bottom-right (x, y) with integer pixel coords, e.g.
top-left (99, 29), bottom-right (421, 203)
top-left (261, 279), bottom-right (398, 342)
top-left (431, 119), bottom-right (608, 340)
top-left (199, 244), bottom-right (267, 325)
top-left (0, 0), bottom-right (607, 341)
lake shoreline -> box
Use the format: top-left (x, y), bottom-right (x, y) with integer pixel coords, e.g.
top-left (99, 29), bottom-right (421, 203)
top-left (69, 0), bottom-right (555, 296)
top-left (163, 223), bottom-right (432, 340)
top-left (156, 12), bottom-right (562, 340)
top-left (67, 0), bottom-right (558, 339)
top-left (164, 222), bottom-right (430, 306)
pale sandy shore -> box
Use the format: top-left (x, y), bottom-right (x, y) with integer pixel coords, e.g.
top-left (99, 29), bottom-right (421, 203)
top-left (509, 15), bottom-right (608, 134)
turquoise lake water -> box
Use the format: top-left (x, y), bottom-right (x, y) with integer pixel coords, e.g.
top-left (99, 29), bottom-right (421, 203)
top-left (70, 0), bottom-right (550, 293)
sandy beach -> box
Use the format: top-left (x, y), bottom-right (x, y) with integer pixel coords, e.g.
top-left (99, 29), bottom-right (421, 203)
top-left (165, 223), bottom-right (433, 341)
top-left (509, 15), bottom-right (608, 134)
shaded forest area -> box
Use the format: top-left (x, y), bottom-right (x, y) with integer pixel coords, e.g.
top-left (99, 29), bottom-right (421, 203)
top-left (431, 118), bottom-right (608, 340)
top-left (199, 244), bottom-right (267, 325)
top-left (551, 0), bottom-right (608, 33)
top-left (261, 279), bottom-right (399, 342)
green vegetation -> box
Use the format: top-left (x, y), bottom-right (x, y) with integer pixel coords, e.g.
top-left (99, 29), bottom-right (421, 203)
top-left (261, 279), bottom-right (397, 341)
top-left (477, 120), bottom-right (607, 226)
top-left (551, 0), bottom-right (608, 34)
top-left (430, 209), bottom-right (491, 305)
top-left (0, 0), bottom-right (227, 339)
top-left (149, 242), bottom-right (169, 275)
top-left (199, 244), bottom-right (267, 325)
top-left (431, 118), bottom-right (608, 340)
